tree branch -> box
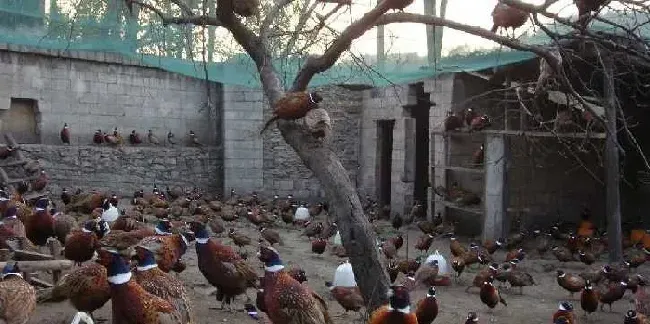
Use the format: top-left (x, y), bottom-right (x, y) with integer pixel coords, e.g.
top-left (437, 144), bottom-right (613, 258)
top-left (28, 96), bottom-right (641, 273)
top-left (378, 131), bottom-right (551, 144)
top-left (130, 0), bottom-right (222, 26)
top-left (291, 0), bottom-right (395, 91)
top-left (260, 0), bottom-right (296, 43)
top-left (281, 0), bottom-right (319, 57)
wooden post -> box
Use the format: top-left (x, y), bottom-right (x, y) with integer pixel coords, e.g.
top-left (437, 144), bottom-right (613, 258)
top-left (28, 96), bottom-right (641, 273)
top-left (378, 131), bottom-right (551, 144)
top-left (483, 134), bottom-right (508, 241)
top-left (603, 56), bottom-right (623, 263)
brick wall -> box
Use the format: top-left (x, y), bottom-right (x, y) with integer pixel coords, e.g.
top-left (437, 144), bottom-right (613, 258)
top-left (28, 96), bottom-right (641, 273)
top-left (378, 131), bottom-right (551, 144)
top-left (0, 46), bottom-right (221, 146)
top-left (222, 85), bottom-right (363, 200)
top-left (20, 144), bottom-right (222, 196)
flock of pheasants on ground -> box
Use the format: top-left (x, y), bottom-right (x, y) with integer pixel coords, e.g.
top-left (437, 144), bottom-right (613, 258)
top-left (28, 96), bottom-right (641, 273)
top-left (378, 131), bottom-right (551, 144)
top-left (0, 180), bottom-right (648, 323)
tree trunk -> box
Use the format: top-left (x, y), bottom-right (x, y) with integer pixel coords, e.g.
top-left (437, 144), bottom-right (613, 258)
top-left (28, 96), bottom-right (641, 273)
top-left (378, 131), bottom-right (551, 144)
top-left (278, 121), bottom-right (390, 311)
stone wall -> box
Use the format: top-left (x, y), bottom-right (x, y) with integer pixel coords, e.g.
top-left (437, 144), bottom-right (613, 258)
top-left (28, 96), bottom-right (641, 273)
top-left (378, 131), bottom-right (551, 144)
top-left (222, 84), bottom-right (363, 200)
top-left (0, 45), bottom-right (222, 147)
top-left (359, 75), bottom-right (455, 218)
top-left (20, 144), bottom-right (222, 196)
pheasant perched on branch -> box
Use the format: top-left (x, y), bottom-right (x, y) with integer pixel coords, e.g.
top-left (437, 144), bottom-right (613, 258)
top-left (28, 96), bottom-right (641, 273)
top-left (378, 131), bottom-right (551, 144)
top-left (386, 0), bottom-right (414, 12)
top-left (491, 2), bottom-right (528, 36)
top-left (574, 0), bottom-right (607, 26)
top-left (260, 91), bottom-right (323, 134)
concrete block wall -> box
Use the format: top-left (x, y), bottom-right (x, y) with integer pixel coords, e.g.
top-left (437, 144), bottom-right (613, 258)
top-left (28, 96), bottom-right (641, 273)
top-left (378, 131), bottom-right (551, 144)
top-left (223, 85), bottom-right (362, 200)
top-left (423, 75), bottom-right (455, 219)
top-left (20, 144), bottom-right (222, 196)
top-left (360, 84), bottom-right (412, 217)
top-left (0, 47), bottom-right (221, 146)
top-left (222, 85), bottom-right (264, 195)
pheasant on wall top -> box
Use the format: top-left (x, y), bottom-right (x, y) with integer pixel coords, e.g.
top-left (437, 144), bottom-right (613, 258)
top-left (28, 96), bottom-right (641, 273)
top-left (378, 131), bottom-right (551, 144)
top-left (61, 123), bottom-right (70, 144)
top-left (260, 91), bottom-right (323, 134)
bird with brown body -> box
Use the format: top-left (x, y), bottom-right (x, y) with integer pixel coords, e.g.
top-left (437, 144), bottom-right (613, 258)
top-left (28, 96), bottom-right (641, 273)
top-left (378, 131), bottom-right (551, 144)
top-left (260, 91), bottom-right (323, 134)
top-left (287, 266), bottom-right (308, 284)
top-left (450, 236), bottom-right (468, 257)
top-left (504, 263), bottom-right (535, 294)
top-left (324, 281), bottom-right (364, 318)
top-left (133, 246), bottom-right (194, 323)
top-left (137, 230), bottom-right (193, 273)
top-left (99, 227), bottom-right (156, 250)
top-left (451, 257), bottom-right (466, 280)
top-left (414, 260), bottom-right (439, 288)
top-left (505, 248), bottom-right (525, 262)
top-left (311, 238), bottom-right (327, 255)
top-left (396, 257), bottom-right (422, 274)
top-left (368, 285), bottom-right (418, 324)
top-left (415, 286), bottom-right (438, 324)
top-left (189, 221), bottom-right (257, 311)
top-left (415, 234), bottom-right (435, 254)
top-left (602, 263), bottom-right (630, 283)
top-left (469, 115), bottom-right (491, 132)
top-left (385, 0), bottom-right (414, 12)
top-left (257, 245), bottom-right (333, 324)
top-left (44, 262), bottom-right (110, 321)
top-left (95, 248), bottom-right (184, 323)
top-left (557, 270), bottom-right (586, 297)
top-left (387, 234), bottom-right (404, 251)
top-left (25, 197), bottom-right (55, 246)
top-left (0, 145), bottom-right (15, 159)
top-left (52, 208), bottom-right (76, 243)
top-left (93, 130), bottom-right (104, 144)
top-left (443, 111), bottom-right (464, 131)
top-left (320, 222), bottom-right (338, 240)
top-left (552, 301), bottom-right (576, 324)
top-left (480, 276), bottom-right (507, 309)
top-left (626, 274), bottom-right (646, 294)
top-left (61, 123), bottom-right (70, 144)
top-left (553, 246), bottom-right (576, 263)
top-left (260, 226), bottom-right (283, 246)
top-left (626, 310), bottom-right (650, 324)
top-left (379, 239), bottom-right (397, 260)
top-left (64, 219), bottom-right (102, 265)
top-left (599, 280), bottom-right (628, 311)
top-left (574, 0), bottom-right (607, 25)
top-left (129, 130), bottom-right (143, 145)
top-left (31, 170), bottom-right (48, 191)
top-left (229, 228), bottom-right (252, 252)
top-left (578, 250), bottom-right (596, 265)
top-left (491, 2), bottom-right (528, 36)
top-left (0, 262), bottom-right (36, 324)
top-left (467, 263), bottom-right (499, 292)
top-left (580, 279), bottom-right (598, 316)
top-left (303, 221), bottom-right (324, 239)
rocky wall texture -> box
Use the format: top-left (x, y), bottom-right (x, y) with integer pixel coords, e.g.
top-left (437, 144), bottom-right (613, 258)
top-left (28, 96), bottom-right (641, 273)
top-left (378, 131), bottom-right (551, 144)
top-left (19, 144), bottom-right (222, 196)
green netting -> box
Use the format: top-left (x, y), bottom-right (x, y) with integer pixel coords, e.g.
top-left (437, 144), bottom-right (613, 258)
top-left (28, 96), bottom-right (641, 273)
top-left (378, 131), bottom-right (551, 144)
top-left (0, 1), bottom-right (646, 88)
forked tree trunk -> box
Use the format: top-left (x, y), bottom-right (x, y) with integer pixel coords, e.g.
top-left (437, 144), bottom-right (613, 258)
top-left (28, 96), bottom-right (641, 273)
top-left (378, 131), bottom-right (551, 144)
top-left (254, 63), bottom-right (390, 310)
top-left (278, 121), bottom-right (390, 311)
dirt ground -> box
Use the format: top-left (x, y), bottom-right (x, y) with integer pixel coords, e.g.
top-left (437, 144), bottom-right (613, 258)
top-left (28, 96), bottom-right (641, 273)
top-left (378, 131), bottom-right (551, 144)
top-left (27, 210), bottom-right (644, 324)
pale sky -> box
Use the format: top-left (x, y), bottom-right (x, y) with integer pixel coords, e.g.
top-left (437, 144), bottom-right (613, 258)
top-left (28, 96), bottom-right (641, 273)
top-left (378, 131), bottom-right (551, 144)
top-left (348, 0), bottom-right (579, 56)
top-left (46, 0), bottom-right (583, 57)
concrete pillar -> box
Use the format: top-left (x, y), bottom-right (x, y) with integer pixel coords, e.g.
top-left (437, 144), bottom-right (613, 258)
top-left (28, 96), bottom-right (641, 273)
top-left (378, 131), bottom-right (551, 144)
top-left (483, 133), bottom-right (508, 241)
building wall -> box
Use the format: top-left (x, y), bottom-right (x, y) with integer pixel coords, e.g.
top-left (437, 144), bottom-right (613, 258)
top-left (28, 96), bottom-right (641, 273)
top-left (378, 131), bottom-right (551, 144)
top-left (0, 46), bottom-right (223, 195)
top-left (222, 85), bottom-right (363, 200)
top-left (440, 72), bottom-right (606, 235)
top-left (0, 45), bottom-right (221, 146)
top-left (358, 75), bottom-right (455, 218)
top-left (20, 145), bottom-right (221, 196)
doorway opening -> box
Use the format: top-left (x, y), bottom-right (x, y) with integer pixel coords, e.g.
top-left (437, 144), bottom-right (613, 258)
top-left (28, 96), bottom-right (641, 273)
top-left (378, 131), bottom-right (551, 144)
top-left (409, 84), bottom-right (432, 218)
top-left (3, 98), bottom-right (40, 144)
top-left (376, 119), bottom-right (395, 215)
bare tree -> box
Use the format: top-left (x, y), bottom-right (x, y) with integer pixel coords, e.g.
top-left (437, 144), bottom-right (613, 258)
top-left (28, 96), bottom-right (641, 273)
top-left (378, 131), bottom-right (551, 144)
top-left (123, 0), bottom-right (650, 309)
